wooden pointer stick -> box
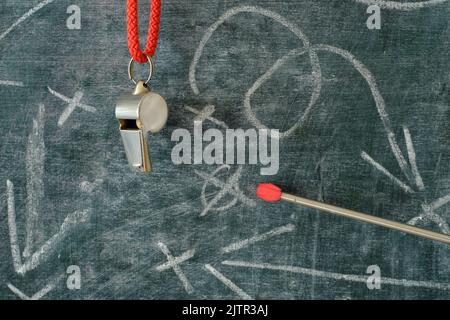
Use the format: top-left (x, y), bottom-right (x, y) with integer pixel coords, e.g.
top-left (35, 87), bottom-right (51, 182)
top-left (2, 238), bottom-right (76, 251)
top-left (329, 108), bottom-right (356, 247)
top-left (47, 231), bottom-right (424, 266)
top-left (256, 183), bottom-right (450, 245)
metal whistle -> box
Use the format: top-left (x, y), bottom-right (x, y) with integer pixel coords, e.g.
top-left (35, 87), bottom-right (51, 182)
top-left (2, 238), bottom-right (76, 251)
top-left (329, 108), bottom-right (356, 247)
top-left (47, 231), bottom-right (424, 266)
top-left (115, 80), bottom-right (168, 172)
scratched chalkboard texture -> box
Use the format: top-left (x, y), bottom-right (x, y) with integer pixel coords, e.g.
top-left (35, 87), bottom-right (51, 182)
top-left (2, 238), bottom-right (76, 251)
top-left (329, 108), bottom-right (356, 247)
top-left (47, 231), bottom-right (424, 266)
top-left (0, 0), bottom-right (449, 300)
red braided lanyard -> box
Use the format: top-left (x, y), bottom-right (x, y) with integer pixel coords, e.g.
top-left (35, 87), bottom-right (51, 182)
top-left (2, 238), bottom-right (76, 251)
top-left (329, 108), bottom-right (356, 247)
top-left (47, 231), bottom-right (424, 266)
top-left (126, 0), bottom-right (161, 63)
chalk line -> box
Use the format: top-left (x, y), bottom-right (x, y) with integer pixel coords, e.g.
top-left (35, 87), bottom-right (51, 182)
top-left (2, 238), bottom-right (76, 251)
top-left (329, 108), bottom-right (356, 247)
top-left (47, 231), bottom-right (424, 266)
top-left (204, 264), bottom-right (253, 299)
top-left (47, 87), bottom-right (96, 127)
top-left (7, 283), bottom-right (30, 300)
top-left (23, 103), bottom-right (46, 259)
top-left (352, 0), bottom-right (448, 11)
top-left (155, 249), bottom-right (195, 271)
top-left (32, 274), bottom-right (65, 300)
top-left (221, 224), bottom-right (296, 254)
top-left (361, 151), bottom-right (413, 193)
top-left (185, 105), bottom-right (229, 129)
top-left (0, 0), bottom-right (56, 41)
top-left (0, 80), bottom-right (24, 87)
top-left (403, 127), bottom-right (425, 191)
top-left (223, 260), bottom-right (450, 290)
top-left (7, 274), bottom-right (64, 300)
top-left (430, 192), bottom-right (450, 211)
top-left (157, 242), bottom-right (194, 294)
top-left (6, 180), bottom-right (22, 272)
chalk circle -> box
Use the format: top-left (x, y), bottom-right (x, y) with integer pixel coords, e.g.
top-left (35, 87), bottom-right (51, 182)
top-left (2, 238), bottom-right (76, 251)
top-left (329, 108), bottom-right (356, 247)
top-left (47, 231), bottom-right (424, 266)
top-left (244, 47), bottom-right (322, 139)
top-left (189, 6), bottom-right (323, 140)
top-left (201, 164), bottom-right (239, 212)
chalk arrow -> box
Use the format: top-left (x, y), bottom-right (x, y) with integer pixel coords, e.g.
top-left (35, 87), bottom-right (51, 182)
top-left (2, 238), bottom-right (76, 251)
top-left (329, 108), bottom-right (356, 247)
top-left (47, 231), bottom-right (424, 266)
top-left (361, 126), bottom-right (425, 193)
top-left (5, 104), bottom-right (91, 275)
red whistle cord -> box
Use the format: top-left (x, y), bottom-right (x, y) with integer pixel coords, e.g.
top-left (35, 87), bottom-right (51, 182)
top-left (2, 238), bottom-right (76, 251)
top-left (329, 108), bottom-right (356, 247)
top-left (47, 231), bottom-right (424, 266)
top-left (126, 0), bottom-right (161, 63)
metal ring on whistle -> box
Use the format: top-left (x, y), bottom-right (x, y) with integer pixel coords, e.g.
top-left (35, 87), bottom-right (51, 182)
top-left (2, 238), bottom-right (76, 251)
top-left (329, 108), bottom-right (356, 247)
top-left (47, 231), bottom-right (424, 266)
top-left (128, 54), bottom-right (154, 85)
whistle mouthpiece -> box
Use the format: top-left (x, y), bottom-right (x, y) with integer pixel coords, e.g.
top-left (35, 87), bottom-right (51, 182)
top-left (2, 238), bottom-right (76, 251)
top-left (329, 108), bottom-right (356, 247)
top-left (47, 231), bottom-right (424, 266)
top-left (118, 128), bottom-right (152, 172)
top-left (256, 183), bottom-right (282, 202)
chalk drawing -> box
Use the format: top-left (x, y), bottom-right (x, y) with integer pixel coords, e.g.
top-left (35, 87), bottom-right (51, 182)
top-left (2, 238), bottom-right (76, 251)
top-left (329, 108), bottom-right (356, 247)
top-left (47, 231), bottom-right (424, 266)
top-left (311, 44), bottom-right (414, 185)
top-left (7, 274), bottom-right (64, 300)
top-left (156, 242), bottom-right (194, 294)
top-left (185, 105), bottom-right (229, 129)
top-left (222, 260), bottom-right (450, 291)
top-left (23, 104), bottom-right (46, 258)
top-left (0, 0), bottom-right (56, 41)
top-left (204, 264), bottom-right (253, 300)
top-left (295, 43), bottom-right (450, 233)
top-left (188, 5), bottom-right (439, 197)
top-left (429, 192), bottom-right (450, 211)
top-left (7, 180), bottom-right (22, 272)
top-left (183, 5), bottom-right (450, 299)
top-left (47, 86), bottom-right (96, 127)
top-left (7, 182), bottom-right (91, 275)
top-left (352, 0), bottom-right (448, 11)
top-left (152, 223), bottom-right (295, 299)
top-left (195, 165), bottom-right (256, 217)
top-left (189, 6), bottom-right (322, 140)
top-left (183, 106), bottom-right (254, 217)
top-left (309, 45), bottom-right (448, 233)
top-left (5, 105), bottom-right (92, 275)
top-left (221, 223), bottom-right (296, 254)
top-left (0, 80), bottom-right (24, 87)
top-left (188, 5), bottom-right (434, 183)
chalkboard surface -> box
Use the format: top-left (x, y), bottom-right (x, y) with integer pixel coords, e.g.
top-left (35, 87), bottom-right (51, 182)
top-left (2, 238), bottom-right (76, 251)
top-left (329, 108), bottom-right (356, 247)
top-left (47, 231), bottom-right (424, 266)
top-left (0, 0), bottom-right (449, 300)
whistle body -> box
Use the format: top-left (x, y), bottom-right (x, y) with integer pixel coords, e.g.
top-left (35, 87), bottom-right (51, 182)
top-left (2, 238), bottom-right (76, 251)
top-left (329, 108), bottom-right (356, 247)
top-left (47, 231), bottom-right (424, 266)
top-left (116, 81), bottom-right (168, 172)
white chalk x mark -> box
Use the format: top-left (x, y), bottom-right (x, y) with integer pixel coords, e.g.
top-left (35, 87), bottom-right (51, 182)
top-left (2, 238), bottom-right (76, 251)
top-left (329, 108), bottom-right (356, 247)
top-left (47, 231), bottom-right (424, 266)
top-left (47, 86), bottom-right (96, 127)
top-left (157, 242), bottom-right (194, 294)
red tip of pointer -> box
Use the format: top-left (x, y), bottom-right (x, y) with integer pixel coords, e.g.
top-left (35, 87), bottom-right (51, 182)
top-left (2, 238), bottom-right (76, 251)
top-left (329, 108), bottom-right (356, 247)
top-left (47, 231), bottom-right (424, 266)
top-left (256, 183), bottom-right (282, 202)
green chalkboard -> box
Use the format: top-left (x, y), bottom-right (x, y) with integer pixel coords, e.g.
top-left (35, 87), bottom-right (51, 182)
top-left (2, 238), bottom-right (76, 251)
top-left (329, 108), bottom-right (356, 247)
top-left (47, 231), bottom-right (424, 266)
top-left (0, 0), bottom-right (449, 300)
